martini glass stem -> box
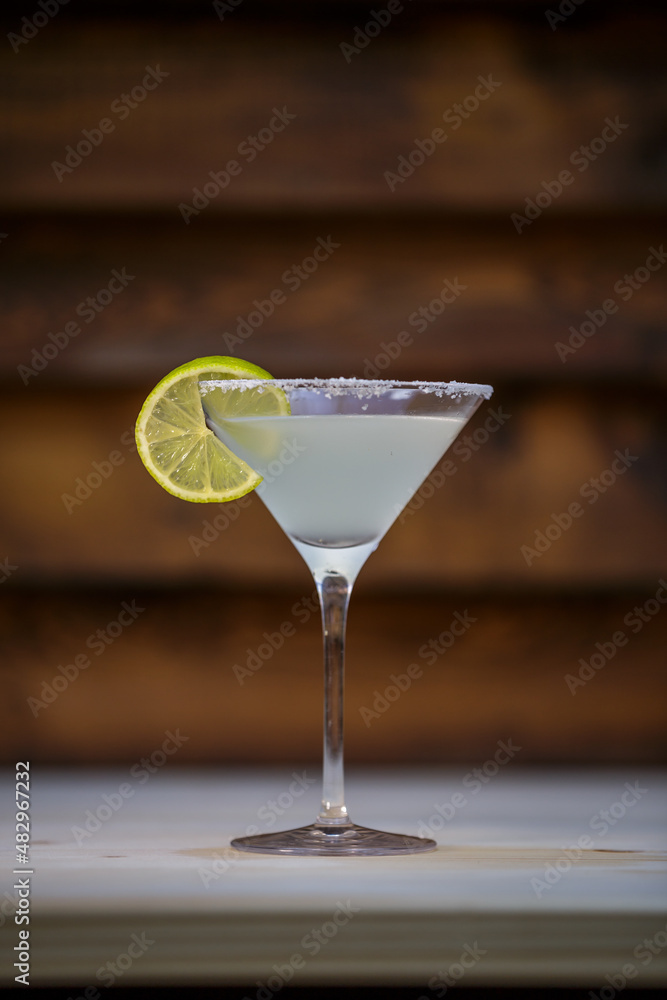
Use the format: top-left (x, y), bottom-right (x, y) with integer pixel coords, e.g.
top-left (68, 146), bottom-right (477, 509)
top-left (315, 570), bottom-right (352, 826)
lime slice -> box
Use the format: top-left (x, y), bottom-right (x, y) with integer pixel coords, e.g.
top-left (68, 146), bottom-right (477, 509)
top-left (135, 356), bottom-right (289, 502)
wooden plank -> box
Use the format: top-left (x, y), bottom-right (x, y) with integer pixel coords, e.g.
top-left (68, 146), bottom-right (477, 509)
top-left (2, 589), bottom-right (666, 763)
top-left (2, 217), bottom-right (667, 383)
top-left (0, 385), bottom-right (664, 586)
top-left (8, 771), bottom-right (665, 986)
top-left (8, 771), bottom-right (666, 986)
top-left (1, 9), bottom-right (665, 209)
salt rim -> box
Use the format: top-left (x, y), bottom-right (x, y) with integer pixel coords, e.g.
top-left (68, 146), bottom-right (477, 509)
top-left (199, 377), bottom-right (493, 399)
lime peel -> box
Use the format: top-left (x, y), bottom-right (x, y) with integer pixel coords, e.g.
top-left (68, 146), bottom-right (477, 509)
top-left (135, 356), bottom-right (289, 503)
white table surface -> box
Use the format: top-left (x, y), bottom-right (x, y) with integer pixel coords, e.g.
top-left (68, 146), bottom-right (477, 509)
top-left (1, 767), bottom-right (666, 987)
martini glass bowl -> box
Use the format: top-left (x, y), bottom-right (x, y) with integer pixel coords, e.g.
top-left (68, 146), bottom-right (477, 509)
top-left (201, 378), bottom-right (493, 856)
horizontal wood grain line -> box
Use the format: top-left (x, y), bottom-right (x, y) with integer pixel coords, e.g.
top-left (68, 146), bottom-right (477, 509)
top-left (1, 11), bottom-right (665, 209)
top-left (2, 590), bottom-right (665, 763)
top-left (2, 217), bottom-right (666, 383)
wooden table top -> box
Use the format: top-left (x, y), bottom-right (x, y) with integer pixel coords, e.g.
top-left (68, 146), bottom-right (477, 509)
top-left (2, 767), bottom-right (666, 987)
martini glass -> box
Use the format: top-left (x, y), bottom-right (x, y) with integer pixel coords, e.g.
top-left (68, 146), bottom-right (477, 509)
top-left (201, 377), bottom-right (493, 856)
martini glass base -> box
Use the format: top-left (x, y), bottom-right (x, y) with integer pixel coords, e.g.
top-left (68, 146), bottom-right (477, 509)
top-left (231, 821), bottom-right (437, 856)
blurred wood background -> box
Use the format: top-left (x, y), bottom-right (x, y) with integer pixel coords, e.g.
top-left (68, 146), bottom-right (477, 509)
top-left (1, 1), bottom-right (665, 766)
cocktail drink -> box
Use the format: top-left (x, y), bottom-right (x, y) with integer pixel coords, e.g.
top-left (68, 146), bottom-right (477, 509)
top-left (201, 377), bottom-right (493, 855)
top-left (135, 361), bottom-right (492, 856)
